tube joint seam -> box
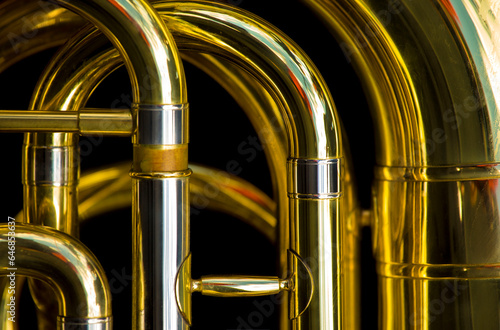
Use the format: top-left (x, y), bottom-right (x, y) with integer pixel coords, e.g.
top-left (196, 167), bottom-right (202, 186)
top-left (378, 261), bottom-right (500, 279)
top-left (23, 145), bottom-right (79, 185)
top-left (57, 317), bottom-right (112, 329)
top-left (287, 158), bottom-right (341, 199)
top-left (133, 103), bottom-right (189, 145)
top-left (376, 163), bottom-right (500, 182)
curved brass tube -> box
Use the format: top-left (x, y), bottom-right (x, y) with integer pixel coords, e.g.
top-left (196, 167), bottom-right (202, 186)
top-left (2, 0), bottom-right (500, 329)
top-left (0, 0), bottom-right (338, 156)
top-left (1, 162), bottom-right (277, 330)
top-left (0, 223), bottom-right (112, 328)
top-left (24, 20), bottom-right (288, 328)
top-left (0, 0), bottom-right (360, 330)
top-left (306, 0), bottom-right (500, 328)
top-left (7, 2), bottom-right (343, 329)
top-left (0, 0), bottom-right (86, 74)
top-left (77, 162), bottom-right (277, 243)
top-left (18, 0), bottom-right (188, 329)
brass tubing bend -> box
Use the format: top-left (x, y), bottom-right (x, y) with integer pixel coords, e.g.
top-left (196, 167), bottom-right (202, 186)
top-left (306, 0), bottom-right (500, 328)
top-left (0, 223), bottom-right (111, 329)
top-left (1, 1), bottom-right (343, 329)
top-left (20, 0), bottom-right (188, 329)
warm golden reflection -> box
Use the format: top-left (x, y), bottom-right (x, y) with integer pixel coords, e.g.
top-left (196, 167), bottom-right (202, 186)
top-left (1, 0), bottom-right (500, 329)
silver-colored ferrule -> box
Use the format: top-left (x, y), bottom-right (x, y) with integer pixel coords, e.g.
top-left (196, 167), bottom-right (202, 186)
top-left (23, 145), bottom-right (79, 186)
top-left (287, 158), bottom-right (341, 199)
top-left (134, 103), bottom-right (188, 145)
top-left (57, 317), bottom-right (112, 329)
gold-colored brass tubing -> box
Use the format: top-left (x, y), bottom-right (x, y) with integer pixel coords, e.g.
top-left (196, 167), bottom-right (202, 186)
top-left (77, 163), bottom-right (277, 241)
top-left (0, 275), bottom-right (24, 330)
top-left (4, 4), bottom-right (292, 328)
top-left (52, 0), bottom-right (186, 106)
top-left (376, 163), bottom-right (500, 182)
top-left (191, 276), bottom-right (290, 297)
top-left (0, 1), bottom-right (357, 329)
top-left (0, 111), bottom-right (79, 132)
top-left (16, 0), bottom-right (338, 154)
top-left (8, 25), bottom-right (286, 330)
top-left (38, 3), bottom-right (187, 327)
top-left (19, 0), bottom-right (187, 328)
top-left (4, 1), bottom-right (344, 328)
top-left (4, 0), bottom-right (500, 329)
top-left (156, 5), bottom-right (341, 329)
top-left (0, 223), bottom-right (112, 327)
top-left (305, 1), bottom-right (500, 328)
top-left (0, 0), bottom-right (85, 74)
top-left (79, 108), bottom-right (132, 136)
top-left (1, 162), bottom-right (278, 330)
top-left (0, 109), bottom-right (132, 135)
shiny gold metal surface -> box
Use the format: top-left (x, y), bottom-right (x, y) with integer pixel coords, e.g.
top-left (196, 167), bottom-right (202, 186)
top-left (0, 223), bottom-right (112, 328)
top-left (0, 109), bottom-right (132, 134)
top-left (305, 0), bottom-right (500, 328)
top-left (2, 0), bottom-right (500, 329)
top-left (191, 276), bottom-right (290, 297)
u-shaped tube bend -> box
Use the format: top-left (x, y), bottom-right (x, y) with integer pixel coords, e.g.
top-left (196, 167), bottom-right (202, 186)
top-left (0, 223), bottom-right (111, 328)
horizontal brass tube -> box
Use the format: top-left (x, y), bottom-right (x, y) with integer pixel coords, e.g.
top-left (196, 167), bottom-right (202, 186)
top-left (192, 276), bottom-right (290, 297)
top-left (0, 1), bottom-right (350, 329)
top-left (77, 162), bottom-right (277, 243)
top-left (0, 109), bottom-right (132, 135)
top-left (0, 0), bottom-right (339, 159)
top-left (1, 161), bottom-right (278, 330)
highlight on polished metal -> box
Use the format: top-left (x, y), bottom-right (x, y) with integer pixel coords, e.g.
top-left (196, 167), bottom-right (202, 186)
top-left (1, 0), bottom-right (500, 329)
top-left (287, 158), bottom-right (341, 199)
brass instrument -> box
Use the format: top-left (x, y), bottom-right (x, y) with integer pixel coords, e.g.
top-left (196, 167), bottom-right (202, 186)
top-left (0, 0), bottom-right (499, 329)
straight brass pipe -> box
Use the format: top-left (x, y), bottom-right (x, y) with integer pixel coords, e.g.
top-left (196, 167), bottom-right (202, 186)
top-left (8, 9), bottom-right (288, 328)
top-left (0, 1), bottom-right (360, 328)
top-left (20, 0), bottom-right (188, 329)
top-left (306, 0), bottom-right (500, 328)
top-left (41, 3), bottom-right (342, 329)
top-left (191, 276), bottom-right (290, 297)
top-left (0, 109), bottom-right (132, 135)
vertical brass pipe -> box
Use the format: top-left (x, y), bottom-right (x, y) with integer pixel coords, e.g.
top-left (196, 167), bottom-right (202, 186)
top-left (10, 8), bottom-right (289, 328)
top-left (1, 1), bottom-right (354, 328)
top-left (306, 0), bottom-right (500, 328)
top-left (20, 0), bottom-right (188, 329)
top-left (155, 3), bottom-right (342, 329)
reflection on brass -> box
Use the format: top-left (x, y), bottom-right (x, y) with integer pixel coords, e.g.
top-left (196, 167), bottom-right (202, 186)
top-left (1, 0), bottom-right (500, 329)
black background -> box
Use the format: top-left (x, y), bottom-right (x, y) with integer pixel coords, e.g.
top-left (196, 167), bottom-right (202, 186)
top-left (0, 0), bottom-right (377, 328)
